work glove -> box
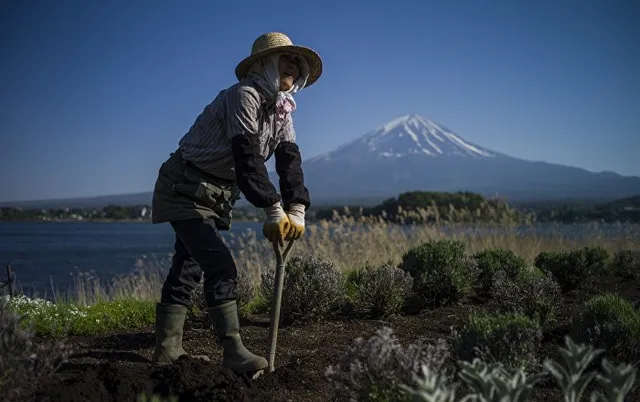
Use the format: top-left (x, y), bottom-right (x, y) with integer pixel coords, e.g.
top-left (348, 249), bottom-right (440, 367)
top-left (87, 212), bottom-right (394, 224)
top-left (285, 203), bottom-right (306, 241)
top-left (262, 202), bottom-right (290, 246)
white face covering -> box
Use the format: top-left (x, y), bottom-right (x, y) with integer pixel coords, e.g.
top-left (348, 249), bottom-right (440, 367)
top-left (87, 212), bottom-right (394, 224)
top-left (247, 52), bottom-right (310, 122)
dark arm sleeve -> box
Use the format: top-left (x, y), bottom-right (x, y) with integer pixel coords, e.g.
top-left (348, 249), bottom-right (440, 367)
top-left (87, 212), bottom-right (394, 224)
top-left (274, 117), bottom-right (311, 210)
top-left (225, 85), bottom-right (281, 208)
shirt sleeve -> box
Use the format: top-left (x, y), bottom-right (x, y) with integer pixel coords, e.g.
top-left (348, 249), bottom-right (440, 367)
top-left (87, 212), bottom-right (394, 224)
top-left (278, 114), bottom-right (297, 143)
top-left (274, 115), bottom-right (311, 210)
top-left (225, 84), bottom-right (281, 208)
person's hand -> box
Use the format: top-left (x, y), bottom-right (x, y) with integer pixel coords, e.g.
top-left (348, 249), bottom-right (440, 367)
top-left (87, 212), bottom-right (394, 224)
top-left (262, 203), bottom-right (290, 246)
top-left (285, 204), bottom-right (305, 241)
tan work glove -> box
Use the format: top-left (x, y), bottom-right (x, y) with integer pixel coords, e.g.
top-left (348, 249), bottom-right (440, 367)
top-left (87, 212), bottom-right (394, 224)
top-left (262, 202), bottom-right (290, 246)
top-left (285, 203), bottom-right (306, 241)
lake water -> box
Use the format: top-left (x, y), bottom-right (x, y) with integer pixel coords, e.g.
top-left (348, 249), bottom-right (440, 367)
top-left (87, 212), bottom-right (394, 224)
top-left (0, 221), bottom-right (263, 298)
top-left (1, 221), bottom-right (638, 299)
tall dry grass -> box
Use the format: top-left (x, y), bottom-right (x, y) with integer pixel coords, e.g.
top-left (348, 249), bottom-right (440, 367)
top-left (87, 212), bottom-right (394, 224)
top-left (67, 205), bottom-right (640, 306)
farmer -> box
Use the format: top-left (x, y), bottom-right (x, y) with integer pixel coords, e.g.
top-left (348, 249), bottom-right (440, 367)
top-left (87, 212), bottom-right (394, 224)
top-left (149, 32), bottom-right (322, 373)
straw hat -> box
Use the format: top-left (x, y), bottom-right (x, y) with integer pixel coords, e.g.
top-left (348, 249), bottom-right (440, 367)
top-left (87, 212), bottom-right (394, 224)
top-left (235, 32), bottom-right (323, 88)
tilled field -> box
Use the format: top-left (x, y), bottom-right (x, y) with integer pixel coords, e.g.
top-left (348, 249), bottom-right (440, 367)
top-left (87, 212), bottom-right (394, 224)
top-left (20, 275), bottom-right (640, 402)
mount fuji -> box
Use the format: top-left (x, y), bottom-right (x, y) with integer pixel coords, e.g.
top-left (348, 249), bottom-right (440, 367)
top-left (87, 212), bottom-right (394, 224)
top-left (4, 114), bottom-right (638, 210)
top-left (285, 114), bottom-right (640, 203)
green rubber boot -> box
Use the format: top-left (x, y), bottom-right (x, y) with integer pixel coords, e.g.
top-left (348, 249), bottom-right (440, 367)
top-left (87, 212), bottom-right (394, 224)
top-left (208, 300), bottom-right (268, 373)
top-left (152, 302), bottom-right (210, 365)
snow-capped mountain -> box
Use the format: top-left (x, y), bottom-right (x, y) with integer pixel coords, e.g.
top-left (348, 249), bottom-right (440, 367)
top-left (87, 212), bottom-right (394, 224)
top-left (288, 114), bottom-right (640, 203)
top-left (310, 114), bottom-right (495, 163)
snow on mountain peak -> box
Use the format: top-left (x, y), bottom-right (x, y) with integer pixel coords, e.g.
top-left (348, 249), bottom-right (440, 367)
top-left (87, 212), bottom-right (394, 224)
top-left (309, 114), bottom-right (495, 163)
top-left (364, 114), bottom-right (494, 159)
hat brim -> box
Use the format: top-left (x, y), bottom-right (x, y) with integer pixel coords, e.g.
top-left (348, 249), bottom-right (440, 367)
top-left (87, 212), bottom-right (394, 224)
top-left (235, 45), bottom-right (323, 88)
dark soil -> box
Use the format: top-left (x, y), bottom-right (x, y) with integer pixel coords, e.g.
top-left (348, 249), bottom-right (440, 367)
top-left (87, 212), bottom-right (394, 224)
top-left (18, 275), bottom-right (640, 402)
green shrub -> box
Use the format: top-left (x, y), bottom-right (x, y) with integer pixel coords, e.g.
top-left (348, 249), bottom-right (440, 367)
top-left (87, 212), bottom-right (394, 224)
top-left (610, 249), bottom-right (640, 280)
top-left (570, 293), bottom-right (640, 363)
top-left (582, 245), bottom-right (611, 274)
top-left (400, 240), bottom-right (480, 306)
top-left (260, 255), bottom-right (344, 324)
top-left (453, 312), bottom-right (542, 371)
top-left (534, 249), bottom-right (594, 292)
top-left (325, 326), bottom-right (450, 402)
top-left (472, 248), bottom-right (527, 296)
top-left (489, 269), bottom-right (562, 327)
top-left (350, 263), bottom-right (413, 318)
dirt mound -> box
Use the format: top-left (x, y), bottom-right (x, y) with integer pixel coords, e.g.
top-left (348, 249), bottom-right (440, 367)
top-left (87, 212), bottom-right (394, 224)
top-left (31, 356), bottom-right (325, 402)
top-left (150, 357), bottom-right (255, 401)
top-left (34, 357), bottom-right (258, 402)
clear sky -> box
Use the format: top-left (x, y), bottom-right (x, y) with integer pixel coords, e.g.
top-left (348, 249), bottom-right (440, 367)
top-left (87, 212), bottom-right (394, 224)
top-left (1, 0), bottom-right (638, 202)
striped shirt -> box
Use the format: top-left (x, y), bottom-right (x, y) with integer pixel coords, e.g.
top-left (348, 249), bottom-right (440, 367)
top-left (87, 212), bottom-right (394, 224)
top-left (178, 77), bottom-right (297, 181)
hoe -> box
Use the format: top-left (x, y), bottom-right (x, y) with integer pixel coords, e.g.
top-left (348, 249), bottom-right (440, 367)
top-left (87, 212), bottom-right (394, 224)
top-left (265, 239), bottom-right (295, 373)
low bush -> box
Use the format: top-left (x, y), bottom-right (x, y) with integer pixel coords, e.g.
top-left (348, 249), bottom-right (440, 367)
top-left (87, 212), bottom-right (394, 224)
top-left (0, 298), bottom-right (70, 402)
top-left (489, 268), bottom-right (562, 326)
top-left (570, 293), bottom-right (640, 363)
top-left (471, 248), bottom-right (527, 296)
top-left (325, 326), bottom-right (450, 402)
top-left (349, 263), bottom-right (413, 318)
top-left (582, 245), bottom-right (611, 274)
top-left (260, 255), bottom-right (344, 324)
top-left (453, 311), bottom-right (542, 371)
top-left (400, 240), bottom-right (480, 306)
top-left (610, 249), bottom-right (640, 280)
top-left (535, 249), bottom-right (595, 292)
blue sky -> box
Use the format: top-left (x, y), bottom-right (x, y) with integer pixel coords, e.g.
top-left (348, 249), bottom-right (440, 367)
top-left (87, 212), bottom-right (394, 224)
top-left (1, 0), bottom-right (638, 202)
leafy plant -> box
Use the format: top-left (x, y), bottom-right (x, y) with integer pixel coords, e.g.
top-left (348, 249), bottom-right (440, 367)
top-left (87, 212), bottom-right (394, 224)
top-left (453, 312), bottom-right (542, 371)
top-left (535, 249), bottom-right (595, 292)
top-left (590, 358), bottom-right (637, 402)
top-left (349, 262), bottom-right (413, 317)
top-left (543, 336), bottom-right (638, 402)
top-left (581, 246), bottom-right (610, 275)
top-left (610, 249), bottom-right (640, 280)
top-left (570, 293), bottom-right (640, 363)
top-left (472, 248), bottom-right (527, 296)
top-left (457, 359), bottom-right (546, 402)
top-left (400, 364), bottom-right (458, 402)
top-left (260, 255), bottom-right (345, 324)
top-left (543, 336), bottom-right (603, 402)
top-left (489, 268), bottom-right (562, 326)
top-left (400, 240), bottom-right (480, 306)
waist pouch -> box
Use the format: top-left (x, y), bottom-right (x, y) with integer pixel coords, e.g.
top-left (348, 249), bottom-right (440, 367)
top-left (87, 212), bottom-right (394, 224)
top-left (164, 151), bottom-right (241, 229)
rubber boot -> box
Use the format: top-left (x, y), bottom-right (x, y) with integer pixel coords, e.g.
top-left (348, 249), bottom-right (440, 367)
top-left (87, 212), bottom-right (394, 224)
top-left (152, 302), bottom-right (210, 365)
top-left (208, 300), bottom-right (268, 373)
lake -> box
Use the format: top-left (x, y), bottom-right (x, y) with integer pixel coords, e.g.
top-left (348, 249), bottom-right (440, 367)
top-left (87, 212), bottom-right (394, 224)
top-left (0, 221), bottom-right (263, 299)
top-left (1, 220), bottom-right (637, 299)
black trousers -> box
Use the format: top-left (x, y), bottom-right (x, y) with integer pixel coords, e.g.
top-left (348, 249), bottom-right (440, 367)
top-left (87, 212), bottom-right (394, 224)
top-left (160, 218), bottom-right (237, 308)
